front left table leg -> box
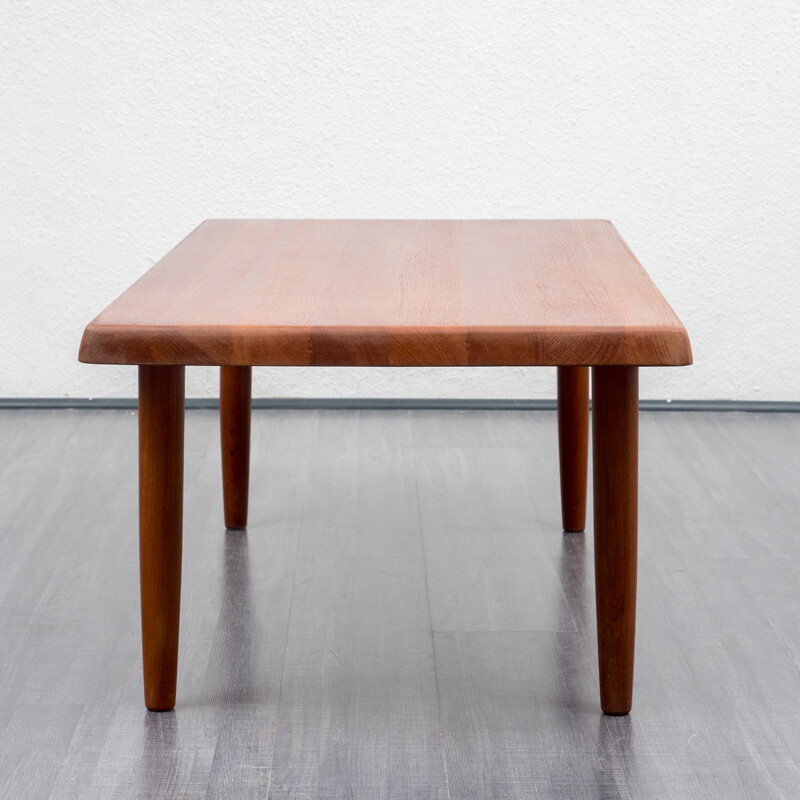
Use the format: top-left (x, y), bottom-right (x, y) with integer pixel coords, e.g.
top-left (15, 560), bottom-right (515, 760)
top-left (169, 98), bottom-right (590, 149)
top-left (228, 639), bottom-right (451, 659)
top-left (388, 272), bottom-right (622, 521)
top-left (592, 365), bottom-right (639, 715)
top-left (138, 365), bottom-right (185, 711)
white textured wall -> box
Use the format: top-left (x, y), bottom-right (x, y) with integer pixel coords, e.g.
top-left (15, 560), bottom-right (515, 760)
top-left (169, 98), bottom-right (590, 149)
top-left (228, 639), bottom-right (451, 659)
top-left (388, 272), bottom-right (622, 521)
top-left (2, 2), bottom-right (799, 400)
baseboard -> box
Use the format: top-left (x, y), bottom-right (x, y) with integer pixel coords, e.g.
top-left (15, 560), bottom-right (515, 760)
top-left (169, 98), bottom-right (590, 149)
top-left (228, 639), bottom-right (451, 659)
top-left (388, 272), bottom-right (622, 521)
top-left (1, 398), bottom-right (798, 412)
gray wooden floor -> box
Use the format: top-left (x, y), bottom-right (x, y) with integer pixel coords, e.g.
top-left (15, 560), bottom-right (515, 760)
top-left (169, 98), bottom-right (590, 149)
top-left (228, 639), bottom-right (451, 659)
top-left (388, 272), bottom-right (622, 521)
top-left (1, 408), bottom-right (799, 799)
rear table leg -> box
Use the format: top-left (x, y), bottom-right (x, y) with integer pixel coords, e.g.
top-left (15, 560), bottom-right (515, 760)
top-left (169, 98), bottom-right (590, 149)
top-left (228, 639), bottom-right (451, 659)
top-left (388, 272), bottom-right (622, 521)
top-left (557, 366), bottom-right (589, 532)
top-left (220, 366), bottom-right (252, 530)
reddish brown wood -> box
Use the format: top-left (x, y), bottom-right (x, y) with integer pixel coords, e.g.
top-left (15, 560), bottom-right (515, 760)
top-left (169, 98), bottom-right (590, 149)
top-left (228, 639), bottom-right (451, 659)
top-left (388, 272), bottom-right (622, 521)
top-left (79, 220), bottom-right (692, 368)
top-left (138, 365), bottom-right (184, 712)
top-left (592, 366), bottom-right (638, 715)
top-left (557, 366), bottom-right (589, 532)
top-left (80, 221), bottom-right (691, 714)
top-left (220, 366), bottom-right (251, 529)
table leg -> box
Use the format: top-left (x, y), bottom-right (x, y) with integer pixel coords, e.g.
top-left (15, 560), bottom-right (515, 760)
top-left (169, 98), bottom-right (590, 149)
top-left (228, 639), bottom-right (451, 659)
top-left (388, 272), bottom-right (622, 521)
top-left (138, 365), bottom-right (185, 711)
top-left (557, 366), bottom-right (589, 532)
top-left (220, 366), bottom-right (252, 529)
top-left (591, 366), bottom-right (638, 715)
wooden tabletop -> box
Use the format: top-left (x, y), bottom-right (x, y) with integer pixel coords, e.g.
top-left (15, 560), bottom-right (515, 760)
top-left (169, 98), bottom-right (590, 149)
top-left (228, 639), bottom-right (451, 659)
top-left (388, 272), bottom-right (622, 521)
top-left (79, 220), bottom-right (691, 367)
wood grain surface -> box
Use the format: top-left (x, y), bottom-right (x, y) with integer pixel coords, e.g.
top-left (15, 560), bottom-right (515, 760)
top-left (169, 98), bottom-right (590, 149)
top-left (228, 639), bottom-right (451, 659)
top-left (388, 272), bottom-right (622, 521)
top-left (79, 220), bottom-right (692, 367)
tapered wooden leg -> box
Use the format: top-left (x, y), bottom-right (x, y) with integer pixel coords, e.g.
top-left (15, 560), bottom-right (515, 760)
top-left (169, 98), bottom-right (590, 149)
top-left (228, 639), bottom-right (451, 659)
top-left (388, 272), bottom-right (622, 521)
top-left (220, 366), bottom-right (251, 530)
top-left (138, 365), bottom-right (185, 711)
top-left (557, 366), bottom-right (589, 532)
top-left (592, 366), bottom-right (638, 715)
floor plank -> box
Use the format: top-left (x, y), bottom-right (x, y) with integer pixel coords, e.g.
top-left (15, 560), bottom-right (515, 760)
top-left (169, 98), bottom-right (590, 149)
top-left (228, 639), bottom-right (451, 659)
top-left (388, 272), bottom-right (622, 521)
top-left (266, 410), bottom-right (446, 799)
top-left (0, 408), bottom-right (798, 798)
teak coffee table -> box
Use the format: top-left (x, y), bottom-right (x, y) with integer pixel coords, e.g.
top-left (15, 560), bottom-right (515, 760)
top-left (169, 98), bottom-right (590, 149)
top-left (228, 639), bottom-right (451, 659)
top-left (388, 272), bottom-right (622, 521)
top-left (79, 219), bottom-right (692, 715)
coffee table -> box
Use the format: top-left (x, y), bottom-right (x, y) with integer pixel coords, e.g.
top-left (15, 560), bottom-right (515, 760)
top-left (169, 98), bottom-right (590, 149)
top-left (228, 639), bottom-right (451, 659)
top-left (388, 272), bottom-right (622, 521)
top-left (79, 219), bottom-right (692, 715)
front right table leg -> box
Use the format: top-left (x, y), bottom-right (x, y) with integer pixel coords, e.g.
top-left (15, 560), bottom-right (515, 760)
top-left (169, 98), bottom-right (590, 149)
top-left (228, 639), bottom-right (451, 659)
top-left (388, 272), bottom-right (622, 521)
top-left (592, 366), bottom-right (638, 715)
